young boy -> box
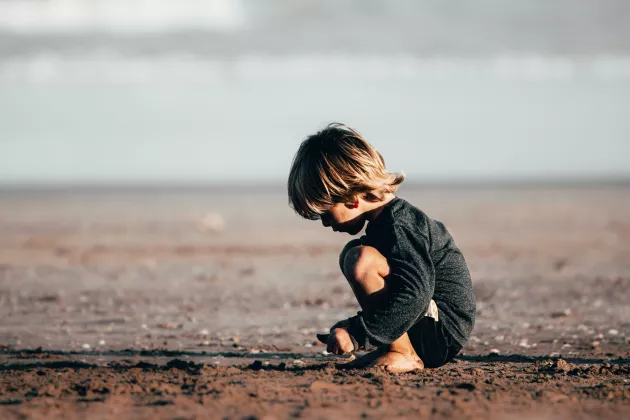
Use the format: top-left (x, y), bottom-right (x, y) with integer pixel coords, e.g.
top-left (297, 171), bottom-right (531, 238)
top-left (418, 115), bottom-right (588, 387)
top-left (287, 123), bottom-right (475, 373)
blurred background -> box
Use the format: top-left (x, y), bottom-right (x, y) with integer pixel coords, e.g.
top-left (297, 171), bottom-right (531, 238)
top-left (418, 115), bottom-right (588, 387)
top-left (1, 0), bottom-right (629, 186)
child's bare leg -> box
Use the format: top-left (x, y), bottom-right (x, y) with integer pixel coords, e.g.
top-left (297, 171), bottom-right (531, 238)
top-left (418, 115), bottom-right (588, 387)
top-left (341, 245), bottom-right (424, 372)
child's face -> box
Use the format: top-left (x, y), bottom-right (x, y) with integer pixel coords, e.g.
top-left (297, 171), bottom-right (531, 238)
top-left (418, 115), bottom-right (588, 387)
top-left (320, 200), bottom-right (366, 235)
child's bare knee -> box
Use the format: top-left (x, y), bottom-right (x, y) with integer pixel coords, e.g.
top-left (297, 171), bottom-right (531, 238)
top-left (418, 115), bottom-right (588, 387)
top-left (339, 239), bottom-right (363, 272)
top-left (343, 246), bottom-right (388, 283)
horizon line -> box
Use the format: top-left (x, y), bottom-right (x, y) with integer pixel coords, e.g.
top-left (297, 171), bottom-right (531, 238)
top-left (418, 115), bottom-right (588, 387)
top-left (1, 178), bottom-right (629, 193)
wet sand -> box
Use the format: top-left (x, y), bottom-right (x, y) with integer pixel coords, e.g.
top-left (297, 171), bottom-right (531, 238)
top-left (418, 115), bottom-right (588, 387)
top-left (1, 186), bottom-right (629, 418)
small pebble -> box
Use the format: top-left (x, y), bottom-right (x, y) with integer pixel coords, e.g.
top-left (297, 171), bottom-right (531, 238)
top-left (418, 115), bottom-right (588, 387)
top-left (81, 343), bottom-right (91, 350)
top-left (489, 349), bottom-right (500, 356)
top-left (608, 329), bottom-right (619, 336)
top-left (98, 340), bottom-right (106, 346)
top-left (551, 308), bottom-right (572, 318)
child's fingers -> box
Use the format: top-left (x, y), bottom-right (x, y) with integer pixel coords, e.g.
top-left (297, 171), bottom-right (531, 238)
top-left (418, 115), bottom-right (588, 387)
top-left (326, 338), bottom-right (342, 354)
top-left (320, 332), bottom-right (353, 356)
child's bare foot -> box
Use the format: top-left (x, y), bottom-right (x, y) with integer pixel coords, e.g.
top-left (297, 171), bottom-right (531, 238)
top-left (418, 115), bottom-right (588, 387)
top-left (339, 347), bottom-right (423, 373)
top-left (371, 350), bottom-right (424, 373)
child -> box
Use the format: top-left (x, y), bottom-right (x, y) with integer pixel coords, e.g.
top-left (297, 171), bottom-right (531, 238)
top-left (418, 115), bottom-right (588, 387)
top-left (287, 123), bottom-right (475, 373)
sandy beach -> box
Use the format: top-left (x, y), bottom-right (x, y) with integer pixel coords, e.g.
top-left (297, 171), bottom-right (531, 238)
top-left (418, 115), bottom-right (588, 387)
top-left (1, 186), bottom-right (629, 418)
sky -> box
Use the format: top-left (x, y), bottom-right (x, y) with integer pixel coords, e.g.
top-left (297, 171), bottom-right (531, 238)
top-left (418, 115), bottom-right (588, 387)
top-left (1, 1), bottom-right (629, 185)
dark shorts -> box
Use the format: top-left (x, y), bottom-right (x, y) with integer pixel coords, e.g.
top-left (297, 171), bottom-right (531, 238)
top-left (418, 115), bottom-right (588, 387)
top-left (407, 316), bottom-right (462, 368)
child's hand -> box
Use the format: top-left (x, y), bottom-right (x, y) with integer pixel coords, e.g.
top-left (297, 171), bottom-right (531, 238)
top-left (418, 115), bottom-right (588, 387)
top-left (326, 328), bottom-right (355, 355)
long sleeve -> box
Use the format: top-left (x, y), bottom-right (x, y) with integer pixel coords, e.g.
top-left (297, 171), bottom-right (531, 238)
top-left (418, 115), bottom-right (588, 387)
top-left (344, 221), bottom-right (436, 349)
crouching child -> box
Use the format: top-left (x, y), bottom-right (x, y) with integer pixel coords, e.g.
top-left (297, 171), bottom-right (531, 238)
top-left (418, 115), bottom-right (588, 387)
top-left (287, 123), bottom-right (476, 373)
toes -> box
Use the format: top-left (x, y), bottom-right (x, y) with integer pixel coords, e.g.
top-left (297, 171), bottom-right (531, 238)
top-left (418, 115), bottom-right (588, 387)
top-left (371, 355), bottom-right (425, 373)
top-left (385, 364), bottom-right (422, 374)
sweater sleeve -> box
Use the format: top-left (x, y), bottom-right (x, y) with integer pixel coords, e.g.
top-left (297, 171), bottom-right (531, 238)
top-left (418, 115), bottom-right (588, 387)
top-left (344, 222), bottom-right (436, 349)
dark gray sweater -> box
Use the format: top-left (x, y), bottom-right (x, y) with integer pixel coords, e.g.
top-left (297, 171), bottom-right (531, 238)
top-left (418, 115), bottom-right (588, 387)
top-left (338, 197), bottom-right (475, 348)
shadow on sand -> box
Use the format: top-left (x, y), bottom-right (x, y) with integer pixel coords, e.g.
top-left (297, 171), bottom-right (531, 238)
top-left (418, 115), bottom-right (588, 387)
top-left (1, 348), bottom-right (628, 372)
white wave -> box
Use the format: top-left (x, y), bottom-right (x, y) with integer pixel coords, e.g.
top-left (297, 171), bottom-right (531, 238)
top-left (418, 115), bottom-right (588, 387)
top-left (2, 53), bottom-right (630, 85)
top-left (0, 0), bottom-right (245, 33)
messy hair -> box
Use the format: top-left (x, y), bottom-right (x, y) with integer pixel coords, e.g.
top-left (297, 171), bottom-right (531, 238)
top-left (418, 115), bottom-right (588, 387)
top-left (287, 123), bottom-right (405, 220)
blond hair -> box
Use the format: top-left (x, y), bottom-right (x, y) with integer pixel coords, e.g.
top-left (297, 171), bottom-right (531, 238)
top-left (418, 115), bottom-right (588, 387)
top-left (288, 123), bottom-right (405, 220)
